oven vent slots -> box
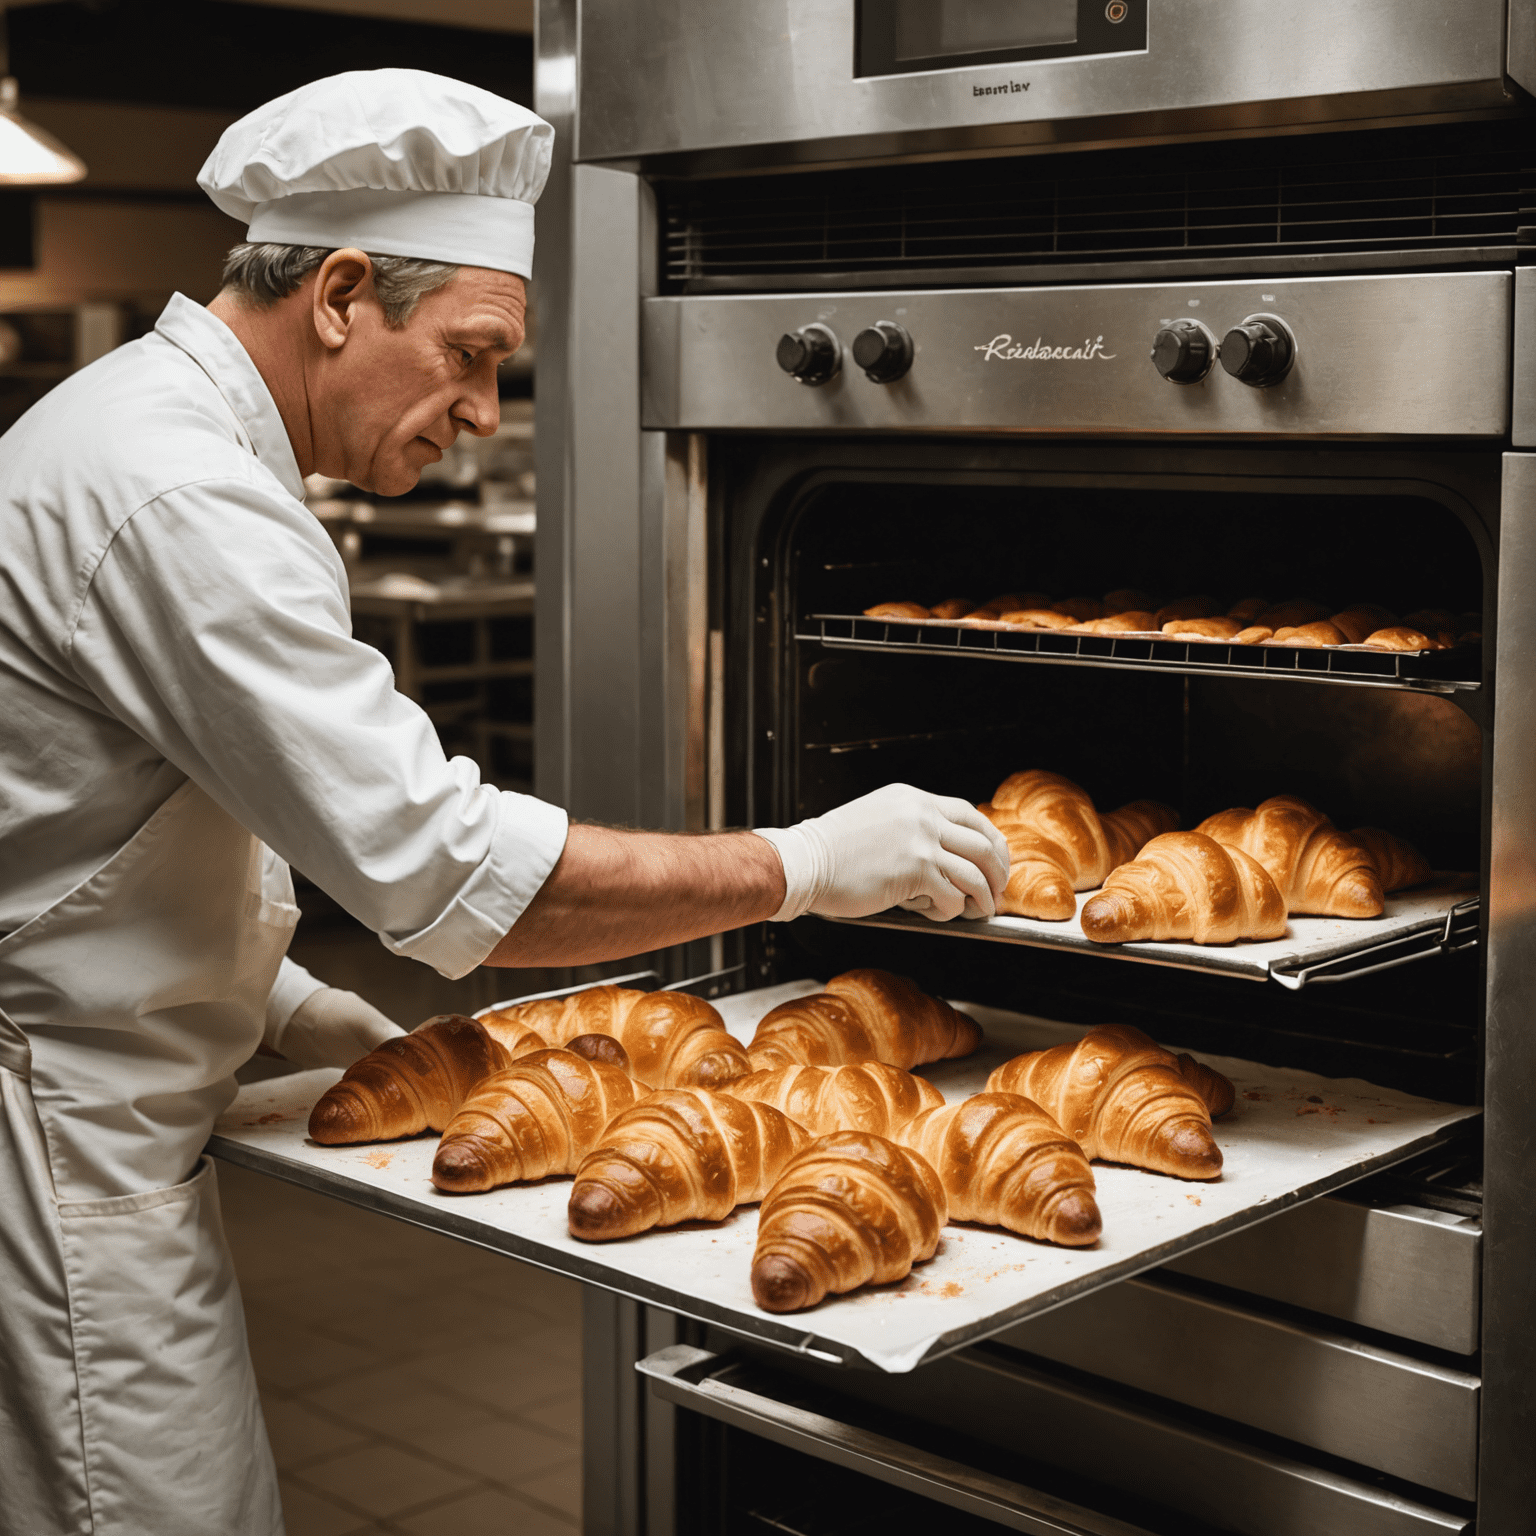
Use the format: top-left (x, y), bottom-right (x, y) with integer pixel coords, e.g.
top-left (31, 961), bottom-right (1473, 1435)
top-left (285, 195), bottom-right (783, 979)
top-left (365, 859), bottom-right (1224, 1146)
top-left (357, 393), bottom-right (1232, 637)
top-left (660, 121), bottom-right (1534, 290)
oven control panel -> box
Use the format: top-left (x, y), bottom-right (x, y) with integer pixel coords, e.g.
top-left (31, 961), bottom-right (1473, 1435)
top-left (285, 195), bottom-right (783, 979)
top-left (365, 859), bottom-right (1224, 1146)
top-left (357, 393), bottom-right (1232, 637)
top-left (642, 272), bottom-right (1510, 437)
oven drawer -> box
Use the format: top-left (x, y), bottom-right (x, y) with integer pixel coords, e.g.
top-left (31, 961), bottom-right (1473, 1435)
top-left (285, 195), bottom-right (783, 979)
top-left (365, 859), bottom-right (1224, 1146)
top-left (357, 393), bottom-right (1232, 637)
top-left (1161, 1191), bottom-right (1481, 1355)
top-left (994, 1273), bottom-right (1479, 1500)
top-left (643, 1343), bottom-right (1472, 1536)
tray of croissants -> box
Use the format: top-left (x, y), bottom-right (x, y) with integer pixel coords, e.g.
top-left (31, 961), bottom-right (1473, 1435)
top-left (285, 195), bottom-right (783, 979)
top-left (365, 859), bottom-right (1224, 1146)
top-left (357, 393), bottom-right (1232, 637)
top-left (858, 589), bottom-right (1481, 656)
top-left (212, 969), bottom-right (1477, 1372)
top-left (827, 768), bottom-right (1475, 984)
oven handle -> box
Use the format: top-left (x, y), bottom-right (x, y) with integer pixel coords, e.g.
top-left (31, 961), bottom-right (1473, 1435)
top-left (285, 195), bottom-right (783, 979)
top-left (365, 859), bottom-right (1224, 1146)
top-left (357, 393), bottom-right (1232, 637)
top-left (637, 1343), bottom-right (1156, 1536)
top-left (1269, 897), bottom-right (1480, 990)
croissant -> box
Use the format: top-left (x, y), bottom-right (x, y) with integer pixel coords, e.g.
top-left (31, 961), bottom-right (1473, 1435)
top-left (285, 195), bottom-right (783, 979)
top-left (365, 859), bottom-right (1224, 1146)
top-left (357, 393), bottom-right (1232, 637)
top-left (1327, 605), bottom-right (1397, 645)
top-left (1080, 831), bottom-right (1287, 944)
top-left (928, 597), bottom-right (973, 619)
top-left (1362, 626), bottom-right (1444, 652)
top-left (1164, 616), bottom-right (1243, 640)
top-left (896, 1093), bottom-right (1101, 1245)
top-left (1195, 795), bottom-right (1382, 918)
top-left (864, 601), bottom-right (928, 619)
top-left (725, 1061), bottom-right (943, 1137)
top-left (308, 1015), bottom-right (508, 1145)
top-left (1176, 1053), bottom-right (1236, 1118)
top-left (1154, 595), bottom-right (1219, 626)
top-left (482, 986), bottom-right (750, 1089)
top-left (1350, 826), bottom-right (1433, 892)
top-left (747, 969), bottom-right (980, 1072)
top-left (477, 1015), bottom-right (552, 1061)
top-left (1273, 621), bottom-right (1348, 647)
top-left (751, 1131), bottom-right (946, 1312)
top-left (431, 1048), bottom-right (641, 1193)
top-left (987, 771), bottom-right (1177, 920)
top-left (986, 1024), bottom-right (1227, 1179)
top-left (1234, 625), bottom-right (1273, 644)
top-left (997, 608), bottom-right (1075, 630)
top-left (963, 591), bottom-right (1049, 621)
top-left (1051, 596), bottom-right (1105, 621)
top-left (1226, 595), bottom-right (1270, 621)
top-left (568, 1089), bottom-right (807, 1240)
top-left (1075, 610), bottom-right (1158, 634)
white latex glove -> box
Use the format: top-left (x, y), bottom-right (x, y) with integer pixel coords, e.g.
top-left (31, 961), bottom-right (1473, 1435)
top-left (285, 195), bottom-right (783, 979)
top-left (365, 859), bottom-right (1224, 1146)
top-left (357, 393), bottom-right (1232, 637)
top-left (268, 987), bottom-right (405, 1070)
top-left (754, 783), bottom-right (1010, 923)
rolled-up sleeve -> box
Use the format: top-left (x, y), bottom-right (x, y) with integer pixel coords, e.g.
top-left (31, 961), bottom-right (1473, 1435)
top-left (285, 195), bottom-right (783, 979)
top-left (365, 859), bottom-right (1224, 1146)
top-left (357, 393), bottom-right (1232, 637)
top-left (68, 477), bottom-right (568, 978)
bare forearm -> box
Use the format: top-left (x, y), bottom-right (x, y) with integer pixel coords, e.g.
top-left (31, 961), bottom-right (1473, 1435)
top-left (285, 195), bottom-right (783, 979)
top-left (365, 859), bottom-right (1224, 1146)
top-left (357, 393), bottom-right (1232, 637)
top-left (485, 823), bottom-right (786, 968)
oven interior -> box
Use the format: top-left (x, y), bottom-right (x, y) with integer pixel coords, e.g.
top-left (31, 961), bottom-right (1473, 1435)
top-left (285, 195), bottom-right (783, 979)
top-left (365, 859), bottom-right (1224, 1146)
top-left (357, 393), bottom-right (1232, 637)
top-left (731, 467), bottom-right (1492, 1104)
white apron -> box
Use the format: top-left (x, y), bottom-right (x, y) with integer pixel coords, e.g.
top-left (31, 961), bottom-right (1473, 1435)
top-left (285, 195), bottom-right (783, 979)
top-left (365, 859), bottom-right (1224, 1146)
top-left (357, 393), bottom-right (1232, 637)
top-left (0, 781), bottom-right (294, 1536)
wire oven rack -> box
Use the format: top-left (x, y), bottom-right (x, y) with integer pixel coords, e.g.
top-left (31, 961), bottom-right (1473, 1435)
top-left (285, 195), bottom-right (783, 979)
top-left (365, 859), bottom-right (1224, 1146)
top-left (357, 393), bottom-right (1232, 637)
top-left (802, 614), bottom-right (1482, 696)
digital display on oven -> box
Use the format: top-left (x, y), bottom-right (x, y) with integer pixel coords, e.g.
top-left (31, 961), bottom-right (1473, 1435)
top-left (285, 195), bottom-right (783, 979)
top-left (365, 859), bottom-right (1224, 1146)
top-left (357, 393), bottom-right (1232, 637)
top-left (858, 0), bottom-right (1146, 77)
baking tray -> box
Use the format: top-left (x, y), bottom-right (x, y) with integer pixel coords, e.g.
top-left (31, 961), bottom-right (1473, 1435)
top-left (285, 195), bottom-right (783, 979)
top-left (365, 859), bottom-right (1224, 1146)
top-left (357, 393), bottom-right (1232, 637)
top-left (804, 613), bottom-right (1482, 696)
top-left (208, 982), bottom-right (1478, 1374)
top-left (828, 888), bottom-right (1480, 989)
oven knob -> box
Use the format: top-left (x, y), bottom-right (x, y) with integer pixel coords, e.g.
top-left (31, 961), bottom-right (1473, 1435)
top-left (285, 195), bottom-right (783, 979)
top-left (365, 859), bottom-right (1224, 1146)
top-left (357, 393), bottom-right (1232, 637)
top-left (851, 320), bottom-right (914, 383)
top-left (775, 323), bottom-right (841, 386)
top-left (1150, 319), bottom-right (1216, 384)
top-left (1219, 314), bottom-right (1295, 387)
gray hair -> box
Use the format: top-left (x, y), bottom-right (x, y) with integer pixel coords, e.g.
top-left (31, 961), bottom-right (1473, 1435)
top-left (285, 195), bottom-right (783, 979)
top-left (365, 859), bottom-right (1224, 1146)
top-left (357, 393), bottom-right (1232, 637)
top-left (219, 242), bottom-right (458, 329)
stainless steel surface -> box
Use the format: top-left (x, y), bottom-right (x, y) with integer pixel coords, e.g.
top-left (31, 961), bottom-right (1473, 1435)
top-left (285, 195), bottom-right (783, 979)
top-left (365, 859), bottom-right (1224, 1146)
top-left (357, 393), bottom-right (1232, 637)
top-left (638, 1344), bottom-right (1158, 1536)
top-left (576, 0), bottom-right (1514, 169)
top-left (826, 894), bottom-right (1479, 987)
top-left (648, 1344), bottom-right (1473, 1536)
top-left (1164, 1193), bottom-right (1481, 1355)
top-left (1479, 452), bottom-right (1536, 1528)
top-left (807, 612), bottom-right (1483, 696)
top-left (642, 273), bottom-right (1511, 438)
top-left (1510, 0), bottom-right (1536, 99)
top-left (1512, 266), bottom-right (1536, 449)
top-left (996, 1274), bottom-right (1479, 1498)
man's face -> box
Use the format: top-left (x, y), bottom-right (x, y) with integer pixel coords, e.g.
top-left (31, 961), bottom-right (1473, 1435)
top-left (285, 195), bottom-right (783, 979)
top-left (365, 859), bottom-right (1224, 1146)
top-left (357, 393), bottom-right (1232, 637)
top-left (311, 265), bottom-right (525, 496)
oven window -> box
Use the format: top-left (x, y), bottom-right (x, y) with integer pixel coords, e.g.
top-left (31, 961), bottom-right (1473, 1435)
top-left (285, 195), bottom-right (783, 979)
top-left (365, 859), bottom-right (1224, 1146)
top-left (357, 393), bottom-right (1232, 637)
top-left (857, 0), bottom-right (1146, 77)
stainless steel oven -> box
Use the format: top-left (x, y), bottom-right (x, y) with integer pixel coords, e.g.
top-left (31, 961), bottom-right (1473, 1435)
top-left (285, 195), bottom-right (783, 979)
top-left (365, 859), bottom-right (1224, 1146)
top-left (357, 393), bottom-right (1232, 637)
top-left (533, 5), bottom-right (1536, 1531)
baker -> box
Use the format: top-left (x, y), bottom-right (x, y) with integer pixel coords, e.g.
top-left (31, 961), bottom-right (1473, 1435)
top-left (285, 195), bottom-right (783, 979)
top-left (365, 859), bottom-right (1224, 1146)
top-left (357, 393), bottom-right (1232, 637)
top-left (0, 69), bottom-right (1007, 1535)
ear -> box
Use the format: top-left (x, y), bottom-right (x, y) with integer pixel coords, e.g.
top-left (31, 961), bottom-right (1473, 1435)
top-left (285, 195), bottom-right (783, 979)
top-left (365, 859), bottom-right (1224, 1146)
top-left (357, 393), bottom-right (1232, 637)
top-left (312, 248), bottom-right (374, 352)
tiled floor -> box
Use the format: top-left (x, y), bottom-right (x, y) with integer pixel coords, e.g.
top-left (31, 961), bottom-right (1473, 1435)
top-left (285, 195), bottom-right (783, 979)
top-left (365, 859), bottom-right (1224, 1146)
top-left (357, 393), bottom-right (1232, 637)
top-left (220, 1143), bottom-right (583, 1536)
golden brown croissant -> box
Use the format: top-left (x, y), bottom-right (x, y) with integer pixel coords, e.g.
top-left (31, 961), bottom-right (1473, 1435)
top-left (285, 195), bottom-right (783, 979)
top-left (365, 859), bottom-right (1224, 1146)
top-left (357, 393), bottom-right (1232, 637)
top-left (987, 1024), bottom-right (1227, 1179)
top-left (1273, 620), bottom-right (1348, 647)
top-left (751, 1131), bottom-right (946, 1312)
top-left (987, 771), bottom-right (1177, 921)
top-left (963, 591), bottom-right (1047, 621)
top-left (308, 1015), bottom-right (508, 1145)
top-left (725, 1061), bottom-right (943, 1137)
top-left (568, 1089), bottom-right (807, 1240)
top-left (1075, 610), bottom-right (1158, 634)
top-left (1080, 831), bottom-right (1287, 945)
top-left (1154, 595), bottom-right (1219, 626)
top-left (1328, 605), bottom-right (1398, 645)
top-left (997, 608), bottom-right (1075, 630)
top-left (477, 1015), bottom-right (552, 1061)
top-left (896, 1093), bottom-right (1101, 1245)
top-left (1234, 625), bottom-right (1274, 644)
top-left (1164, 616), bottom-right (1243, 640)
top-left (864, 601), bottom-right (928, 618)
top-left (1195, 795), bottom-right (1382, 918)
top-left (484, 986), bottom-right (750, 1089)
top-left (1175, 1053), bottom-right (1236, 1118)
top-left (928, 597), bottom-right (973, 619)
top-left (431, 1048), bottom-right (641, 1193)
top-left (1350, 826), bottom-right (1434, 892)
top-left (1362, 625), bottom-right (1444, 652)
top-left (1226, 595), bottom-right (1270, 621)
top-left (1052, 596), bottom-right (1105, 621)
top-left (747, 969), bottom-right (981, 1072)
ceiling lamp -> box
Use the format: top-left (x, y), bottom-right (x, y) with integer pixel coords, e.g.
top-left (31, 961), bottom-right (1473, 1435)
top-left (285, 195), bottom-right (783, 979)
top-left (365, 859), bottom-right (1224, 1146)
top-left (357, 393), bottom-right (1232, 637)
top-left (0, 5), bottom-right (84, 186)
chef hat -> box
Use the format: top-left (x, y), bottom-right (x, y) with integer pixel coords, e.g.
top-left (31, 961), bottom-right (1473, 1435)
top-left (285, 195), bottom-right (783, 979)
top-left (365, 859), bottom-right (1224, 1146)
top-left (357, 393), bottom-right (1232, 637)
top-left (197, 69), bottom-right (553, 278)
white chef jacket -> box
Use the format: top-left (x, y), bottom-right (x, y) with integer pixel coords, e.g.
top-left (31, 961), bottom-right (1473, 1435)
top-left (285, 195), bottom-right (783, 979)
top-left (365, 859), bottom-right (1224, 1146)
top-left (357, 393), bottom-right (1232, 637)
top-left (0, 291), bottom-right (568, 980)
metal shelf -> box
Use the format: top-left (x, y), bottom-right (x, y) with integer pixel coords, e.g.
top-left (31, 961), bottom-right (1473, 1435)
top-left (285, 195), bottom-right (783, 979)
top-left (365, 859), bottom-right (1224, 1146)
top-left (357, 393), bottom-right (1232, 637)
top-left (826, 893), bottom-right (1480, 989)
top-left (802, 615), bottom-right (1481, 696)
